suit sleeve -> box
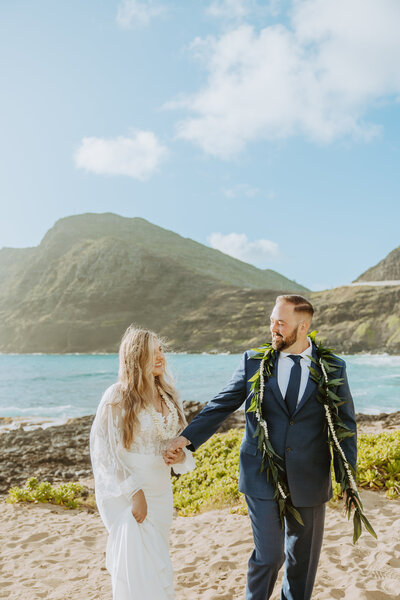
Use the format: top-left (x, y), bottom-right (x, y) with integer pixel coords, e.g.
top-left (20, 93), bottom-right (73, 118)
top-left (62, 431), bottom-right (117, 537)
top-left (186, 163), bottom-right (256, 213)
top-left (181, 352), bottom-right (248, 450)
top-left (333, 361), bottom-right (357, 479)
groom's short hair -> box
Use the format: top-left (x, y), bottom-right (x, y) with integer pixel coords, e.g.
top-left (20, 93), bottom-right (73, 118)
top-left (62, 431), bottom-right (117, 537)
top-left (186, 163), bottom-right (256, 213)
top-left (276, 294), bottom-right (314, 317)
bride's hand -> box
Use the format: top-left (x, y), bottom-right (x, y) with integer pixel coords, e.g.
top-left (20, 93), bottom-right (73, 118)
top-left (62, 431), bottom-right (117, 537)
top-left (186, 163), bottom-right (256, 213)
top-left (163, 448), bottom-right (185, 465)
top-left (131, 489), bottom-right (147, 523)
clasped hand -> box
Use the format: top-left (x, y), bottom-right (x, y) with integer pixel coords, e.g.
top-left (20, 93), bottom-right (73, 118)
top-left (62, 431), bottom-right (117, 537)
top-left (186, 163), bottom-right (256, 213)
top-left (162, 435), bottom-right (190, 466)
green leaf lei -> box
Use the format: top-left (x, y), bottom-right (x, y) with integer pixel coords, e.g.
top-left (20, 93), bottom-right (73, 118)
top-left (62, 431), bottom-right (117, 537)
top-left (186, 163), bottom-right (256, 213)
top-left (247, 330), bottom-right (377, 544)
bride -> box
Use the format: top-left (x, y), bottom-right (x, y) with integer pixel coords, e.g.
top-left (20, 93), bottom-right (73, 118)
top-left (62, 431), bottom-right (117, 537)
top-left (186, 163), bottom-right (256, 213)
top-left (90, 326), bottom-right (195, 599)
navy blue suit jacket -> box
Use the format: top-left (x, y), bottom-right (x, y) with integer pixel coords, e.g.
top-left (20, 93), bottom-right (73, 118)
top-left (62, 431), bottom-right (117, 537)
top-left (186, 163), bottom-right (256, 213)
top-left (182, 345), bottom-right (357, 507)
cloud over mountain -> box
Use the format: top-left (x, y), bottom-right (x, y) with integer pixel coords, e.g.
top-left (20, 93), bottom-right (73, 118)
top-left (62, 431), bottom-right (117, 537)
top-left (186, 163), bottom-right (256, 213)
top-left (208, 232), bottom-right (279, 266)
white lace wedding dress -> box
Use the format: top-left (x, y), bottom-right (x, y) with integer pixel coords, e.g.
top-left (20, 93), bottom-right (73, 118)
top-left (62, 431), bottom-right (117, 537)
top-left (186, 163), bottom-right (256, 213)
top-left (90, 384), bottom-right (195, 600)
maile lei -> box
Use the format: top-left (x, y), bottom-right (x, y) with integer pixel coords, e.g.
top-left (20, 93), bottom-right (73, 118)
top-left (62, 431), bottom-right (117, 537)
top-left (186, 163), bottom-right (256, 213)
top-left (247, 330), bottom-right (377, 544)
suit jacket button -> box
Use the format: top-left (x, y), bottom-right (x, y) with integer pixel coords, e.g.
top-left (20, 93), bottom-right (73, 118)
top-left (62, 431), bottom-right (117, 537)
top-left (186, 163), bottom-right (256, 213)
top-left (289, 420), bottom-right (294, 425)
top-left (286, 447), bottom-right (291, 453)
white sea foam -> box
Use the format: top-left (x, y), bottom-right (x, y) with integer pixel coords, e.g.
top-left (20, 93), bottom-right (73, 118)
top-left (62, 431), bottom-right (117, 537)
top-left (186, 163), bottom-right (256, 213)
top-left (0, 404), bottom-right (73, 416)
top-left (0, 416), bottom-right (69, 433)
top-left (347, 354), bottom-right (400, 367)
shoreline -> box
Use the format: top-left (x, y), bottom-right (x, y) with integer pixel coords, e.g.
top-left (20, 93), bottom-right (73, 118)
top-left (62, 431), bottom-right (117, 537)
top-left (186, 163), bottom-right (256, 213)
top-left (1, 407), bottom-right (400, 434)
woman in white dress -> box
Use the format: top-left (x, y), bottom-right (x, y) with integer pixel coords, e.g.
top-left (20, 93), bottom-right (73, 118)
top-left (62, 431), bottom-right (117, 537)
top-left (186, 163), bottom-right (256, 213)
top-left (90, 326), bottom-right (195, 600)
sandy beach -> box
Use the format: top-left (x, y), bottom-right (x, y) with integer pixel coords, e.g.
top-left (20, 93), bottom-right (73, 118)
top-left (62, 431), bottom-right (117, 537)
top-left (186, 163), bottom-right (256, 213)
top-left (1, 411), bottom-right (399, 599)
top-left (0, 489), bottom-right (399, 600)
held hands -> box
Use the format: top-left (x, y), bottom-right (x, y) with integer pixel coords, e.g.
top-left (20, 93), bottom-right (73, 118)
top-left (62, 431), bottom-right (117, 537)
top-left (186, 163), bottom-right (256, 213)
top-left (131, 489), bottom-right (147, 523)
top-left (163, 447), bottom-right (185, 466)
top-left (162, 435), bottom-right (190, 466)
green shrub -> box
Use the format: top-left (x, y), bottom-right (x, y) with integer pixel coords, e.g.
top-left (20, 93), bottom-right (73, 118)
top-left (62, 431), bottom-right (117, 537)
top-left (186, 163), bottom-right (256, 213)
top-left (356, 431), bottom-right (400, 498)
top-left (6, 477), bottom-right (94, 509)
top-left (172, 429), bottom-right (242, 516)
top-left (173, 429), bottom-right (400, 515)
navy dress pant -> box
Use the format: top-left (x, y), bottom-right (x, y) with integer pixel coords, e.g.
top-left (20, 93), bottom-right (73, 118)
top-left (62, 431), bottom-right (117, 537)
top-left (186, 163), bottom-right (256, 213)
top-left (245, 496), bottom-right (326, 600)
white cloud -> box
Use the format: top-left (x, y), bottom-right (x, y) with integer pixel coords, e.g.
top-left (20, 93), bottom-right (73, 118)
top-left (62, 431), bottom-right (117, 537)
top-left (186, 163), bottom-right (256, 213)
top-left (207, 0), bottom-right (252, 19)
top-left (172, 0), bottom-right (400, 158)
top-left (206, 0), bottom-right (274, 21)
top-left (208, 232), bottom-right (278, 266)
top-left (116, 0), bottom-right (165, 28)
top-left (74, 131), bottom-right (168, 181)
top-left (223, 183), bottom-right (260, 198)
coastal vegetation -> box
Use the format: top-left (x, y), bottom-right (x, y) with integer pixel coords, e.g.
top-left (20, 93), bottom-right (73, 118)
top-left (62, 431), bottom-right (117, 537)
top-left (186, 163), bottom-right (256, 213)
top-left (172, 429), bottom-right (400, 516)
top-left (5, 429), bottom-right (400, 513)
top-left (6, 477), bottom-right (96, 510)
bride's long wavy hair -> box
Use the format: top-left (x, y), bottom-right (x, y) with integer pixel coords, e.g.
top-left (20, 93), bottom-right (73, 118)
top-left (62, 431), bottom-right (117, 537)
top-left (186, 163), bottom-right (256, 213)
top-left (111, 326), bottom-right (186, 449)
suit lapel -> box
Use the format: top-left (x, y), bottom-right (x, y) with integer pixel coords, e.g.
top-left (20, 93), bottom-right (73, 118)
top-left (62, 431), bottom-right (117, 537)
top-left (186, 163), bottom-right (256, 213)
top-left (293, 343), bottom-right (319, 415)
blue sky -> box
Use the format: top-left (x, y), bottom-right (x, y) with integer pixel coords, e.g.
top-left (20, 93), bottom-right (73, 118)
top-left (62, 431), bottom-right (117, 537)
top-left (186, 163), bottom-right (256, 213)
top-left (1, 0), bottom-right (400, 290)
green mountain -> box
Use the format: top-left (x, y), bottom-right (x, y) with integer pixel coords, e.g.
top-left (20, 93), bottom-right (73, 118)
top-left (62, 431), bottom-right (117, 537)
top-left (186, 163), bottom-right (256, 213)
top-left (0, 213), bottom-right (307, 353)
top-left (355, 245), bottom-right (400, 282)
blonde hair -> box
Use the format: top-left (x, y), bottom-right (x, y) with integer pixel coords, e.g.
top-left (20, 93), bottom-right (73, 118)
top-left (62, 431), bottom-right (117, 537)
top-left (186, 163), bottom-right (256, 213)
top-left (111, 326), bottom-right (186, 449)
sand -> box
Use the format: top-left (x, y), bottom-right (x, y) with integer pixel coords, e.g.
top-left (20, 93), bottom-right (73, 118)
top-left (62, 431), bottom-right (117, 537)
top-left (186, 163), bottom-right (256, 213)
top-left (0, 490), bottom-right (399, 600)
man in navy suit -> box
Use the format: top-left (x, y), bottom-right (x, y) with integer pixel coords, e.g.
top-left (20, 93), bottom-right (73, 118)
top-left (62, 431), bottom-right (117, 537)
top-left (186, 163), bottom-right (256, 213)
top-left (165, 295), bottom-right (357, 600)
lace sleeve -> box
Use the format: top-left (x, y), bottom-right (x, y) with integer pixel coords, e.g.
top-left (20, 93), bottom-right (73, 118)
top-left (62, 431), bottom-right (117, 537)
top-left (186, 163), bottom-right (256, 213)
top-left (90, 385), bottom-right (141, 525)
top-left (171, 447), bottom-right (196, 475)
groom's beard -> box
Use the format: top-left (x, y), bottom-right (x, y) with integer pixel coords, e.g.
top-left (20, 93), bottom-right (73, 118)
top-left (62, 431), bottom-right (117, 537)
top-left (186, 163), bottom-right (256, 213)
top-left (272, 326), bottom-right (299, 351)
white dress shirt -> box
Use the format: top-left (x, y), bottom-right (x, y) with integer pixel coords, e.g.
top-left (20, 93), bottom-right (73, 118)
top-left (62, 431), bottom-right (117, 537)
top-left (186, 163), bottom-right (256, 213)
top-left (277, 337), bottom-right (313, 406)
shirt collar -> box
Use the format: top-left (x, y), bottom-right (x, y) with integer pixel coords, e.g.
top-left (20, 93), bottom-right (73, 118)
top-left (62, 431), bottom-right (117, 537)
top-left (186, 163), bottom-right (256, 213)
top-left (280, 336), bottom-right (312, 360)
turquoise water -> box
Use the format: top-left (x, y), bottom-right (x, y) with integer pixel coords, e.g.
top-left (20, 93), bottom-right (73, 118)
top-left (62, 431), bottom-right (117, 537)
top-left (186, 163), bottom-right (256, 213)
top-left (0, 353), bottom-right (399, 419)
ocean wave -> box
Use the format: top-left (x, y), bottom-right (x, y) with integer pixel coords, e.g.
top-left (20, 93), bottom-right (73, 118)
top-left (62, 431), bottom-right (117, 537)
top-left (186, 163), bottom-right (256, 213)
top-left (0, 372), bottom-right (114, 383)
top-left (0, 416), bottom-right (69, 432)
top-left (347, 354), bottom-right (400, 367)
top-left (0, 404), bottom-right (73, 417)
top-left (358, 406), bottom-right (398, 415)
top-left (50, 371), bottom-right (113, 380)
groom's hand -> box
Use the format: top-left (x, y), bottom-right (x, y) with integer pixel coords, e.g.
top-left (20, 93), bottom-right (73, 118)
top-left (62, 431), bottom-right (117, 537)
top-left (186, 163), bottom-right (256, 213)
top-left (166, 435), bottom-right (191, 452)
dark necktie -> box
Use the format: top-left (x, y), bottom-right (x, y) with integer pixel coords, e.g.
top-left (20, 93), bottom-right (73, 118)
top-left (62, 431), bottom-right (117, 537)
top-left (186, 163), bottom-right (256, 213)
top-left (285, 355), bottom-right (302, 416)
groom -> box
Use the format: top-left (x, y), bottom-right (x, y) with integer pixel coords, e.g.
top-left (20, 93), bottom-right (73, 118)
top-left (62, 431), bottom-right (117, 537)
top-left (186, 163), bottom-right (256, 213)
top-left (165, 294), bottom-right (357, 600)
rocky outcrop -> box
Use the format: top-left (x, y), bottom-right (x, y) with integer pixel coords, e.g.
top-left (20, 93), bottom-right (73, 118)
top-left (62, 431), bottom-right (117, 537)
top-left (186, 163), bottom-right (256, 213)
top-left (162, 284), bottom-right (400, 354)
top-left (311, 284), bottom-right (400, 354)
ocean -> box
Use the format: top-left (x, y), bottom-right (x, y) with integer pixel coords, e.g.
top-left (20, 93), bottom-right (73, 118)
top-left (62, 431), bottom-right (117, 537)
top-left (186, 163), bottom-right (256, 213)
top-left (0, 353), bottom-right (399, 424)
